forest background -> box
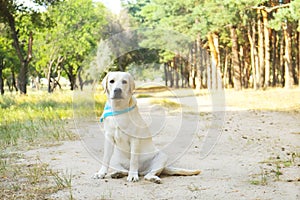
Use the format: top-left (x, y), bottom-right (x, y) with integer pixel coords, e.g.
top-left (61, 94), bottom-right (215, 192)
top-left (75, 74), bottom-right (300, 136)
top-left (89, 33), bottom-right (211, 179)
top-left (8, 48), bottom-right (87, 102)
top-left (0, 0), bottom-right (300, 95)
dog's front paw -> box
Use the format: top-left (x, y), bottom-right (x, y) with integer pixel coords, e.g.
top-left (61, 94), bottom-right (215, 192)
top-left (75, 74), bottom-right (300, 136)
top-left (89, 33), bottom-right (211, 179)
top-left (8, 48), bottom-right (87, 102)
top-left (93, 172), bottom-right (106, 179)
top-left (93, 167), bottom-right (108, 179)
top-left (127, 172), bottom-right (139, 182)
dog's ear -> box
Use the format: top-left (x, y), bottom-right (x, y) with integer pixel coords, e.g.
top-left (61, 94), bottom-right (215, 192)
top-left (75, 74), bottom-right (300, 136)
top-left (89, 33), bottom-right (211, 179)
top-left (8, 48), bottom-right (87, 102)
top-left (102, 72), bottom-right (109, 94)
top-left (128, 73), bottom-right (135, 94)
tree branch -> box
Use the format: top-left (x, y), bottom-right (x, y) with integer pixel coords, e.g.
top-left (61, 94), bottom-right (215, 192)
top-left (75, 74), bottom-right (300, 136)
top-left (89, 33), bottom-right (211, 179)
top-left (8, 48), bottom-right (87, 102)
top-left (252, 3), bottom-right (290, 13)
top-left (26, 31), bottom-right (33, 63)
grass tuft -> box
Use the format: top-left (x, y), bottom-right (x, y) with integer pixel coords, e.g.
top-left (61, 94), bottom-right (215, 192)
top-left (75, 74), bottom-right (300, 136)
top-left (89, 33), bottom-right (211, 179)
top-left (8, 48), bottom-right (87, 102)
top-left (150, 98), bottom-right (181, 109)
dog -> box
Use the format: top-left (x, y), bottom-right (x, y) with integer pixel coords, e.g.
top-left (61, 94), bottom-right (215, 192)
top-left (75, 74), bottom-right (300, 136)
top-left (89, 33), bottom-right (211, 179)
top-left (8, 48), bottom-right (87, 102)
top-left (93, 71), bottom-right (200, 183)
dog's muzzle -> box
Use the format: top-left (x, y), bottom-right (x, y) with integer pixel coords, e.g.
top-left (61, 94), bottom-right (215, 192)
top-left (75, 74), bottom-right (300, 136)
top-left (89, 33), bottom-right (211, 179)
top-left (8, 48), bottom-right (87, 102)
top-left (112, 88), bottom-right (122, 99)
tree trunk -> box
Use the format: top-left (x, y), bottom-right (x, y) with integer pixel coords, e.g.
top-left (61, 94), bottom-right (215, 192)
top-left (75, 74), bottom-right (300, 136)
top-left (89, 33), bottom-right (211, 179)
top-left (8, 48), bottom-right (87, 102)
top-left (257, 10), bottom-right (264, 89)
top-left (18, 61), bottom-right (28, 94)
top-left (207, 32), bottom-right (221, 90)
top-left (47, 59), bottom-right (55, 93)
top-left (248, 26), bottom-right (257, 89)
top-left (78, 67), bottom-right (84, 91)
top-left (223, 51), bottom-right (229, 88)
top-left (0, 62), bottom-right (4, 95)
top-left (202, 49), bottom-right (209, 88)
top-left (254, 26), bottom-right (260, 89)
top-left (164, 63), bottom-right (168, 86)
top-left (8, 11), bottom-right (32, 94)
top-left (174, 56), bottom-right (180, 88)
top-left (193, 41), bottom-right (198, 89)
top-left (297, 23), bottom-right (300, 87)
top-left (271, 30), bottom-right (278, 87)
top-left (189, 46), bottom-right (196, 88)
top-left (53, 56), bottom-right (64, 91)
top-left (17, 31), bottom-right (33, 94)
top-left (243, 41), bottom-right (251, 89)
top-left (69, 74), bottom-right (77, 90)
top-left (63, 65), bottom-right (77, 90)
top-left (11, 70), bottom-right (18, 92)
top-left (230, 26), bottom-right (241, 90)
top-left (197, 37), bottom-right (205, 89)
top-left (169, 61), bottom-right (174, 88)
top-left (262, 10), bottom-right (270, 88)
top-left (279, 33), bottom-right (285, 87)
top-left (283, 22), bottom-right (293, 89)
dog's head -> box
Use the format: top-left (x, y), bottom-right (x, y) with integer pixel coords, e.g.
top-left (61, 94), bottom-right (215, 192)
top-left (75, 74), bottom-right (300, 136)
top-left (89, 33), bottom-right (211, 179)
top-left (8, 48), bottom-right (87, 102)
top-left (102, 72), bottom-right (135, 101)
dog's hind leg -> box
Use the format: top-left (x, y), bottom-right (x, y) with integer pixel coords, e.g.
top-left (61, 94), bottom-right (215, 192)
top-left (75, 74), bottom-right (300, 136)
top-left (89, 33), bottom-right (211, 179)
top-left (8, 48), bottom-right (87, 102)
top-left (144, 152), bottom-right (168, 184)
top-left (110, 170), bottom-right (128, 179)
top-left (109, 160), bottom-right (129, 179)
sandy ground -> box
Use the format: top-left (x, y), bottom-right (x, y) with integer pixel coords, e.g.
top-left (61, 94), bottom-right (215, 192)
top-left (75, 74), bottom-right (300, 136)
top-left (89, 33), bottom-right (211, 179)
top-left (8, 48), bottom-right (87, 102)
top-left (24, 93), bottom-right (300, 200)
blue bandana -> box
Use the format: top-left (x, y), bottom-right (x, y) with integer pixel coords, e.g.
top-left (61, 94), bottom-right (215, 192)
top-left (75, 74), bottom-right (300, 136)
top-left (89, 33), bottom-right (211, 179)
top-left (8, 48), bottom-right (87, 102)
top-left (100, 102), bottom-right (136, 122)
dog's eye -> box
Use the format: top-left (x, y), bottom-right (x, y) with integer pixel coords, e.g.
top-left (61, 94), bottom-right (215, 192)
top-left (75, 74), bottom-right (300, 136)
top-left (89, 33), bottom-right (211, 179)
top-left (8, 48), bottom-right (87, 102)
top-left (109, 80), bottom-right (115, 84)
top-left (122, 80), bottom-right (127, 84)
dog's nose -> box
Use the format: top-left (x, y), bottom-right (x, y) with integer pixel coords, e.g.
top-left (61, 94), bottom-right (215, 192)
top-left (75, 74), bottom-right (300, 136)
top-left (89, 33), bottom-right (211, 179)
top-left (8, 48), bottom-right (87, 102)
top-left (113, 88), bottom-right (122, 96)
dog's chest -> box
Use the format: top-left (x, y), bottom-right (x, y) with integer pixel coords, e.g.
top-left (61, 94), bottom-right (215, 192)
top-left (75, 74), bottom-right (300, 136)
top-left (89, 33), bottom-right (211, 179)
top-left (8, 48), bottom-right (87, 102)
top-left (113, 128), bottom-right (130, 148)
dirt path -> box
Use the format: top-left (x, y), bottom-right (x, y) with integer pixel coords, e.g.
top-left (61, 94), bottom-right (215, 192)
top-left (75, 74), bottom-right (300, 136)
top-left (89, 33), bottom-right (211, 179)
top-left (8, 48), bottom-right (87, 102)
top-left (25, 96), bottom-right (300, 200)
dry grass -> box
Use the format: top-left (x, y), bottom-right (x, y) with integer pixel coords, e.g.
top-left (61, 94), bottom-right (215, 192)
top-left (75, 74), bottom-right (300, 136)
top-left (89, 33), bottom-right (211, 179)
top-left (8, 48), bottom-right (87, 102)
top-left (0, 154), bottom-right (73, 200)
top-left (137, 87), bottom-right (300, 111)
top-left (224, 88), bottom-right (300, 111)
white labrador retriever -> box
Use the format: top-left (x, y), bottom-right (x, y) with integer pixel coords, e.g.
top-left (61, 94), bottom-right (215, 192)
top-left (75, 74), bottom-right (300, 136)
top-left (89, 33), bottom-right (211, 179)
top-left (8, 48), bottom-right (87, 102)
top-left (94, 71), bottom-right (200, 183)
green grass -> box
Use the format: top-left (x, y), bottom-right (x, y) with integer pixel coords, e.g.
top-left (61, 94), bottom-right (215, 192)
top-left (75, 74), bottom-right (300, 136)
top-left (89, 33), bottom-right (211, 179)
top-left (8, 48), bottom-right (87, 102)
top-left (135, 93), bottom-right (153, 98)
top-left (150, 98), bottom-right (181, 109)
top-left (0, 92), bottom-right (76, 149)
top-left (0, 90), bottom-right (106, 149)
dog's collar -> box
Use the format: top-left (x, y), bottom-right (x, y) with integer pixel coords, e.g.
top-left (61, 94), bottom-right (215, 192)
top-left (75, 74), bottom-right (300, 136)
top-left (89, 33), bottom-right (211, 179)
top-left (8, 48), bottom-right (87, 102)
top-left (100, 102), bottom-right (136, 122)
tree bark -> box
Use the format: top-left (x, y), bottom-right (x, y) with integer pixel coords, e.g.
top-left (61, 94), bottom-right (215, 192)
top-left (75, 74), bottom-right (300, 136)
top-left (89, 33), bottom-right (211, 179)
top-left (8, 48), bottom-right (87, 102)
top-left (0, 61), bottom-right (4, 95)
top-left (169, 61), bottom-right (174, 88)
top-left (174, 56), bottom-right (179, 88)
top-left (63, 64), bottom-right (77, 90)
top-left (253, 25), bottom-right (260, 89)
top-left (47, 59), bottom-right (55, 93)
top-left (19, 32), bottom-right (33, 94)
top-left (283, 22), bottom-right (293, 89)
top-left (230, 26), bottom-right (241, 90)
top-left (11, 70), bottom-right (18, 92)
top-left (223, 51), bottom-right (229, 88)
top-left (257, 10), bottom-right (264, 89)
top-left (271, 30), bottom-right (278, 87)
top-left (207, 32), bottom-right (221, 90)
top-left (197, 37), bottom-right (205, 89)
top-left (279, 33), bottom-right (285, 87)
top-left (248, 26), bottom-right (257, 89)
top-left (78, 66), bottom-right (84, 91)
top-left (262, 9), bottom-right (271, 88)
top-left (164, 63), bottom-right (168, 86)
top-left (297, 24), bottom-right (300, 87)
top-left (189, 46), bottom-right (196, 88)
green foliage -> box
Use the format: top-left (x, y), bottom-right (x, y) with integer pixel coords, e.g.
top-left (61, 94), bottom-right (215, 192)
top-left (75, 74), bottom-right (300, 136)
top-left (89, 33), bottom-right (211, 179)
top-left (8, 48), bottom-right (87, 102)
top-left (269, 0), bottom-right (300, 31)
top-left (0, 0), bottom-right (109, 93)
top-left (33, 0), bottom-right (108, 84)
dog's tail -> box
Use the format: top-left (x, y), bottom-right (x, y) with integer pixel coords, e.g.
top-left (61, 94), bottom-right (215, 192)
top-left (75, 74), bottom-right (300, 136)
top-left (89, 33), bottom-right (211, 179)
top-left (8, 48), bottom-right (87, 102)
top-left (162, 167), bottom-right (201, 176)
